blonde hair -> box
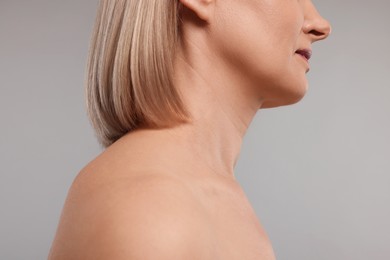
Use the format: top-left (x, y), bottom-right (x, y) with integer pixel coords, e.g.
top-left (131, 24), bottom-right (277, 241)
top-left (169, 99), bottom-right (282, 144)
top-left (85, 0), bottom-right (189, 148)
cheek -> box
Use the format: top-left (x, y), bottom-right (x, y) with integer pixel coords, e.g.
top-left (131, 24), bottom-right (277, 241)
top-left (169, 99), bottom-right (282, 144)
top-left (213, 0), bottom-right (302, 73)
top-left (212, 6), bottom-right (278, 73)
top-left (212, 1), bottom-right (307, 104)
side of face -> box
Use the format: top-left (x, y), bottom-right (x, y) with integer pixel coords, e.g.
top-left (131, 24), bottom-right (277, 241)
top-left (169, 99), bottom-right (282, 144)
top-left (208, 0), bottom-right (331, 108)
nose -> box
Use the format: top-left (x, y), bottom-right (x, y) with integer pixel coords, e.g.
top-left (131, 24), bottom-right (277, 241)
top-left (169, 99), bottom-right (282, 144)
top-left (303, 2), bottom-right (332, 42)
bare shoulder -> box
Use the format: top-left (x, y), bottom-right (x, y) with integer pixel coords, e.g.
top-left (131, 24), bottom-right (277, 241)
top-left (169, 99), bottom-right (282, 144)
top-left (48, 167), bottom-right (215, 260)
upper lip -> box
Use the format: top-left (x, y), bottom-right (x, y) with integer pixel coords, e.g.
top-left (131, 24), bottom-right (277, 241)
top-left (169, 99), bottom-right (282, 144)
top-left (295, 48), bottom-right (312, 60)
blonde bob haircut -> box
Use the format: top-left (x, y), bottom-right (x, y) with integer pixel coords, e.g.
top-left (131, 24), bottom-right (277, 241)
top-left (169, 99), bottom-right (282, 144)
top-left (85, 0), bottom-right (190, 148)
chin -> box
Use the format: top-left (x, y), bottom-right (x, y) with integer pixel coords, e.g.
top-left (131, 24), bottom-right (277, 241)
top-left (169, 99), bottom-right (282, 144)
top-left (259, 83), bottom-right (308, 109)
top-left (260, 96), bottom-right (304, 109)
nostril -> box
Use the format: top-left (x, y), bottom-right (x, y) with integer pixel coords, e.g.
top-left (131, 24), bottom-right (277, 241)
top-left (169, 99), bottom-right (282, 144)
top-left (309, 29), bottom-right (324, 36)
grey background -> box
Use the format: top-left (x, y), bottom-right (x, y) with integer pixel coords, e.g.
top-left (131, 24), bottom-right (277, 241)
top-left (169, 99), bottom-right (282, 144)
top-left (0, 0), bottom-right (389, 259)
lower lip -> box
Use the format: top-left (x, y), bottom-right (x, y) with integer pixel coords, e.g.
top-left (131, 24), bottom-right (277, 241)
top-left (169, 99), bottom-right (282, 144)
top-left (295, 53), bottom-right (310, 72)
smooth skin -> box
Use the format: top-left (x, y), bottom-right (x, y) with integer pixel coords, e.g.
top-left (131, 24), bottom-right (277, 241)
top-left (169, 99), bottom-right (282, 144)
top-left (48, 0), bottom-right (331, 259)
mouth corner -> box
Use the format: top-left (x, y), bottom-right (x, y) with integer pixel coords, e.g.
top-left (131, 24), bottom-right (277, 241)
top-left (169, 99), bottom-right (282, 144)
top-left (295, 49), bottom-right (312, 60)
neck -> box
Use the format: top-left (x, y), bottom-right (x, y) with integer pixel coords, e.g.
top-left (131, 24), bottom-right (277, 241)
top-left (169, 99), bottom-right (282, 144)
top-left (161, 37), bottom-right (262, 180)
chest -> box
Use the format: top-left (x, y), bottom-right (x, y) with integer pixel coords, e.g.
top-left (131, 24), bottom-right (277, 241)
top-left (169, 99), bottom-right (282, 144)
top-left (200, 188), bottom-right (276, 260)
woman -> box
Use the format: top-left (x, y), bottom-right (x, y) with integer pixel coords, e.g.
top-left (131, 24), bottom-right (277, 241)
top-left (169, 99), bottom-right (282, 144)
top-left (49, 0), bottom-right (331, 259)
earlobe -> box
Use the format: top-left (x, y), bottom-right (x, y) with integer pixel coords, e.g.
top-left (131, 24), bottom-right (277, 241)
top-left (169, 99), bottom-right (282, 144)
top-left (179, 0), bottom-right (214, 22)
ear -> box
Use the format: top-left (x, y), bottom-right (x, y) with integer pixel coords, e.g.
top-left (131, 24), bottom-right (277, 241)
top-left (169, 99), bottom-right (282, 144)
top-left (179, 0), bottom-right (214, 22)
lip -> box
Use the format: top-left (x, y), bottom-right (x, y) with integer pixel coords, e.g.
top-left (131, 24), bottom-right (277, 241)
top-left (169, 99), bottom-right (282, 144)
top-left (295, 49), bottom-right (312, 61)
